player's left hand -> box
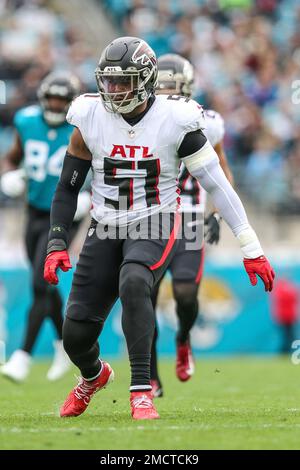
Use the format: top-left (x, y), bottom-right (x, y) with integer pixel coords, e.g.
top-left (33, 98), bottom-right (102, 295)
top-left (205, 212), bottom-right (221, 244)
top-left (44, 250), bottom-right (72, 285)
top-left (243, 256), bottom-right (275, 292)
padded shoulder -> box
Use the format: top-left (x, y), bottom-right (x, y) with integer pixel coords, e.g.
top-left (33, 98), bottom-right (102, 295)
top-left (14, 105), bottom-right (42, 130)
top-left (203, 109), bottom-right (225, 147)
top-left (66, 93), bottom-right (101, 128)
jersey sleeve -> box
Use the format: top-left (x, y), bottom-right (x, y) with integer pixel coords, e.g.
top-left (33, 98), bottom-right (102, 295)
top-left (66, 94), bottom-right (99, 150)
top-left (203, 110), bottom-right (225, 147)
top-left (170, 97), bottom-right (206, 151)
top-left (66, 94), bottom-right (88, 128)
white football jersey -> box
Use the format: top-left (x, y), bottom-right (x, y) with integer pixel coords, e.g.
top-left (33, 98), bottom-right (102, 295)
top-left (67, 93), bottom-right (205, 225)
top-left (179, 108), bottom-right (225, 213)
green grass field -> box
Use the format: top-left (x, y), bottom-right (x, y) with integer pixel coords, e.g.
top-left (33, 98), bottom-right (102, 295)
top-left (0, 356), bottom-right (300, 450)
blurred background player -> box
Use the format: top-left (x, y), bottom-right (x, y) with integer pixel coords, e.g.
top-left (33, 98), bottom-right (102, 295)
top-left (150, 54), bottom-right (234, 397)
top-left (0, 72), bottom-right (90, 382)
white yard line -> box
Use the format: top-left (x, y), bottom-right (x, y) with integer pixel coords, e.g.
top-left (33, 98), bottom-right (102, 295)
top-left (1, 423), bottom-right (300, 434)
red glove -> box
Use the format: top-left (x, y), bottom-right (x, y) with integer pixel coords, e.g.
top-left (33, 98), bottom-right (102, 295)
top-left (243, 256), bottom-right (275, 292)
top-left (44, 250), bottom-right (72, 285)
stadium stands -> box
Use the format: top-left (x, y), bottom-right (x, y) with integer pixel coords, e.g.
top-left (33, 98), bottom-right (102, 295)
top-left (0, 0), bottom-right (96, 155)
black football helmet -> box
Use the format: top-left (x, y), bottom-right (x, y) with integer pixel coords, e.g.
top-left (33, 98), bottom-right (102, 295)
top-left (95, 36), bottom-right (157, 114)
top-left (38, 72), bottom-right (81, 126)
top-left (156, 53), bottom-right (194, 98)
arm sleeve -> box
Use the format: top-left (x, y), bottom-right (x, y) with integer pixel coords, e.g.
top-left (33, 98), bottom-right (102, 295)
top-left (187, 158), bottom-right (264, 258)
top-left (47, 153), bottom-right (91, 253)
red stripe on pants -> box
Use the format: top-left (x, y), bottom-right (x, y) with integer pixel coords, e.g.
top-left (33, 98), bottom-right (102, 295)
top-left (150, 212), bottom-right (181, 271)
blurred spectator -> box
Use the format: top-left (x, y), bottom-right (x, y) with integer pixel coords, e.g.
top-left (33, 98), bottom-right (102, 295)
top-left (271, 277), bottom-right (299, 354)
top-left (244, 129), bottom-right (288, 208)
top-left (0, 0), bottom-right (96, 161)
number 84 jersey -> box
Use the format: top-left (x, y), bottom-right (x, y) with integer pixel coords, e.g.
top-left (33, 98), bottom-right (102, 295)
top-left (14, 105), bottom-right (73, 211)
top-left (67, 93), bottom-right (205, 226)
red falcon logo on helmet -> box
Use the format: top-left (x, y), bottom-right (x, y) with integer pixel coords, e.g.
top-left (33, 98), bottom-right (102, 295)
top-left (131, 42), bottom-right (156, 66)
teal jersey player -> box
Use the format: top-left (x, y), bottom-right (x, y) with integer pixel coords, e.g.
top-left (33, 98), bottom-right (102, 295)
top-left (14, 105), bottom-right (74, 211)
top-left (0, 72), bottom-right (87, 385)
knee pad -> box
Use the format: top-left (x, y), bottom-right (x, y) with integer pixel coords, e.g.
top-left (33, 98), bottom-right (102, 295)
top-left (119, 263), bottom-right (154, 302)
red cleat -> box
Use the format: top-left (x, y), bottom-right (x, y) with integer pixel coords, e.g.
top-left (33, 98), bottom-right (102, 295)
top-left (130, 391), bottom-right (160, 420)
top-left (176, 341), bottom-right (195, 382)
top-left (60, 361), bottom-right (114, 417)
top-left (150, 379), bottom-right (164, 398)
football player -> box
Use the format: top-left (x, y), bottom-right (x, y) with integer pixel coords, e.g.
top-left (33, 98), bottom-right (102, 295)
top-left (43, 37), bottom-right (274, 420)
top-left (0, 72), bottom-right (89, 382)
top-left (150, 53), bottom-right (234, 397)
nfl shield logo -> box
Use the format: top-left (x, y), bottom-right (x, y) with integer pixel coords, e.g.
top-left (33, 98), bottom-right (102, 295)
top-left (128, 130), bottom-right (135, 138)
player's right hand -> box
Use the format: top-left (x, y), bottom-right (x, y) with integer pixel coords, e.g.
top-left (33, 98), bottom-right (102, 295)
top-left (44, 250), bottom-right (72, 285)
